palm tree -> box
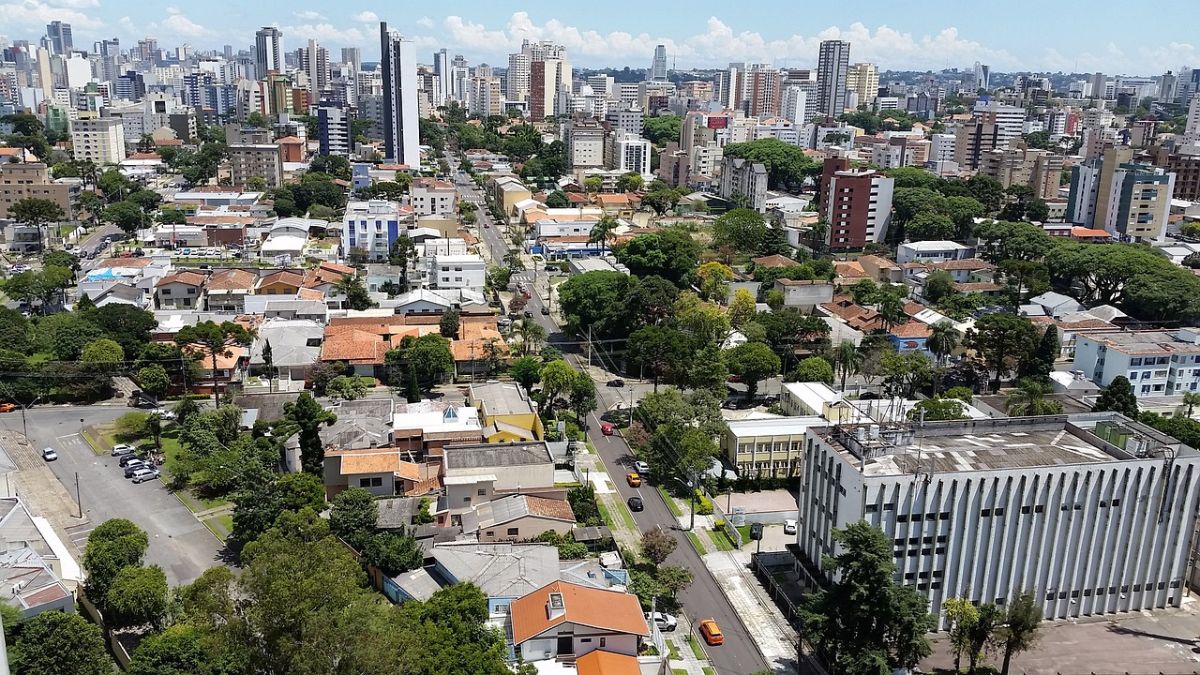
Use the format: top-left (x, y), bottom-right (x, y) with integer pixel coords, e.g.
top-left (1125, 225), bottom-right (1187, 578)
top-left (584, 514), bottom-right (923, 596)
top-left (833, 340), bottom-right (863, 392)
top-left (876, 293), bottom-right (907, 333)
top-left (519, 320), bottom-right (546, 356)
top-left (928, 322), bottom-right (959, 367)
top-left (1179, 391), bottom-right (1200, 418)
top-left (1005, 379), bottom-right (1064, 416)
top-left (589, 215), bottom-right (619, 255)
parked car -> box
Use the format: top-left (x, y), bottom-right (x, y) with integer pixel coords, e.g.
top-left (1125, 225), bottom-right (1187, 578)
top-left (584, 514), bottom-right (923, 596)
top-left (626, 472), bottom-right (642, 487)
top-left (523, 310), bottom-right (534, 318)
top-left (130, 467), bottom-right (160, 484)
top-left (540, 306), bottom-right (550, 315)
top-left (627, 496), bottom-right (644, 512)
top-left (111, 444), bottom-right (135, 457)
top-left (0, 403), bottom-right (16, 413)
top-left (123, 460), bottom-right (148, 478)
top-left (784, 519), bottom-right (797, 535)
top-left (41, 447), bottom-right (57, 461)
top-left (698, 619), bottom-right (724, 646)
top-left (606, 379), bottom-right (625, 388)
top-left (600, 422), bottom-right (614, 436)
top-left (118, 453), bottom-right (144, 468)
top-left (645, 612), bottom-right (677, 632)
top-left (633, 460), bottom-right (650, 475)
top-left (152, 408), bottom-right (177, 420)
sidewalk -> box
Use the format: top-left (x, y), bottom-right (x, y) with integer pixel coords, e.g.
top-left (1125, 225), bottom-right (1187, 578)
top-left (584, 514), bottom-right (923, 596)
top-left (664, 618), bottom-right (716, 675)
top-left (703, 547), bottom-right (799, 673)
top-left (0, 430), bottom-right (89, 556)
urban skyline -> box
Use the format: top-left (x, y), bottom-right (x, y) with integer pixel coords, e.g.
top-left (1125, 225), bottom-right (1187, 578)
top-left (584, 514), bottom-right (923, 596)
top-left (4, 1), bottom-right (1200, 73)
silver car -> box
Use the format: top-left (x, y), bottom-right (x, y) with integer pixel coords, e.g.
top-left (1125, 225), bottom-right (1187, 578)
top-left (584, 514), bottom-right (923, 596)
top-left (130, 467), bottom-right (160, 484)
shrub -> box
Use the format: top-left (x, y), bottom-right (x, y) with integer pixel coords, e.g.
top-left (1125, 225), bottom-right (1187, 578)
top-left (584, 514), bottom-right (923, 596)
top-left (695, 490), bottom-right (714, 516)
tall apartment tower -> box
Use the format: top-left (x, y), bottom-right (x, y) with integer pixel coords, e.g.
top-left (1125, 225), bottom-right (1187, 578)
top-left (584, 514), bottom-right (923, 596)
top-left (254, 27), bottom-right (283, 78)
top-left (817, 40), bottom-right (850, 117)
top-left (846, 63), bottom-right (879, 109)
top-left (1185, 93), bottom-right (1200, 139)
top-left (506, 52), bottom-right (530, 102)
top-left (341, 48), bottom-right (361, 73)
top-left (46, 21), bottom-right (72, 55)
top-left (973, 61), bottom-right (990, 91)
top-left (302, 39), bottom-right (329, 104)
top-left (433, 49), bottom-right (451, 106)
top-left (1091, 72), bottom-right (1108, 99)
top-left (379, 23), bottom-right (420, 166)
top-left (522, 40), bottom-right (571, 120)
top-left (820, 158), bottom-right (894, 249)
top-left (650, 45), bottom-right (668, 81)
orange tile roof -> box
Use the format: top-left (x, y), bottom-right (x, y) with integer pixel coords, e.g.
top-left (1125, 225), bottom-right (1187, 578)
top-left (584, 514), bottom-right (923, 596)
top-left (276, 136), bottom-right (303, 144)
top-left (834, 260), bottom-right (868, 278)
top-left (510, 581), bottom-right (649, 645)
top-left (523, 496), bottom-right (575, 521)
top-left (297, 287), bottom-right (325, 301)
top-left (753, 254), bottom-right (797, 268)
top-left (206, 268), bottom-right (257, 291)
top-left (576, 650), bottom-right (641, 675)
top-left (595, 193), bottom-right (631, 205)
top-left (954, 282), bottom-right (1004, 292)
top-left (890, 321), bottom-right (933, 339)
top-left (1071, 226), bottom-right (1110, 239)
top-left (340, 451), bottom-right (402, 475)
top-left (320, 329), bottom-right (389, 364)
top-left (184, 344), bottom-right (247, 370)
top-left (929, 258), bottom-right (995, 271)
top-left (258, 270), bottom-right (305, 289)
top-left (156, 271), bottom-right (207, 288)
top-left (858, 254), bottom-right (900, 270)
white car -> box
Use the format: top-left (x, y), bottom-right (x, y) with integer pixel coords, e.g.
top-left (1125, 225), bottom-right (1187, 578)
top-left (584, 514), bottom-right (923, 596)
top-left (41, 447), bottom-right (57, 461)
top-left (130, 467), bottom-right (160, 484)
top-left (111, 443), bottom-right (135, 457)
top-left (152, 408), bottom-right (177, 420)
top-left (784, 519), bottom-right (797, 535)
top-left (634, 460), bottom-right (650, 475)
top-left (645, 611), bottom-right (677, 632)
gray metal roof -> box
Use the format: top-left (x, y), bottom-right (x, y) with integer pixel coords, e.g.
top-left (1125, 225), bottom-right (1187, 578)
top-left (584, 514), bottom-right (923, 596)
top-left (443, 441), bottom-right (551, 470)
top-left (432, 542), bottom-right (558, 598)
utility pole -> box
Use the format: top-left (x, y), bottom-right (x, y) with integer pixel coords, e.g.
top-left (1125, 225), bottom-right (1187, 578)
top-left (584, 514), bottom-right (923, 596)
top-left (75, 472), bottom-right (82, 518)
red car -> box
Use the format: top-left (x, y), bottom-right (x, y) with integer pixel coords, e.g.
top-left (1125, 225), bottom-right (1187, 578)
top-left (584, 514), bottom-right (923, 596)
top-left (600, 422), bottom-right (614, 436)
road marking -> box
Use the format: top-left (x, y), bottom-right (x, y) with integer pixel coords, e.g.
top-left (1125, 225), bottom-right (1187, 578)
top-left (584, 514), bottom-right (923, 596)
top-left (56, 433), bottom-right (81, 441)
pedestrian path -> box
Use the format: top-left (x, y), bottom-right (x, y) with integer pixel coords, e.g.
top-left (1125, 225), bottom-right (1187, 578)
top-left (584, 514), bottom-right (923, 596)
top-left (703, 548), bottom-right (799, 673)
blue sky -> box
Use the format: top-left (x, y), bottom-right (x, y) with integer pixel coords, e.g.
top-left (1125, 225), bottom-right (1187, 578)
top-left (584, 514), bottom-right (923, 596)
top-left (6, 0), bottom-right (1199, 74)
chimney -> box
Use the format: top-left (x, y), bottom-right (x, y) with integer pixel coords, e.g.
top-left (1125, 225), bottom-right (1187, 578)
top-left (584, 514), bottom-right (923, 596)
top-left (546, 592), bottom-right (565, 620)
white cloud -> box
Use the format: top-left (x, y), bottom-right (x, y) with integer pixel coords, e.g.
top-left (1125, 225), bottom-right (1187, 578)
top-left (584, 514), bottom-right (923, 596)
top-left (294, 10), bottom-right (325, 21)
top-left (353, 11), bottom-right (378, 23)
top-left (158, 13), bottom-right (210, 38)
top-left (282, 23), bottom-right (368, 45)
top-left (46, 0), bottom-right (98, 8)
top-left (0, 0), bottom-right (103, 29)
top-left (165, 5), bottom-right (179, 14)
top-left (416, 16), bottom-right (434, 29)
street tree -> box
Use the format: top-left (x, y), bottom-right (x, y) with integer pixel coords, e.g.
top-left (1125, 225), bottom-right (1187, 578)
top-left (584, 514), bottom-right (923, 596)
top-left (724, 341), bottom-right (781, 399)
top-left (640, 527), bottom-right (677, 565)
top-left (657, 565), bottom-right (694, 599)
top-left (965, 313), bottom-right (1038, 392)
top-left (103, 200), bottom-right (148, 236)
top-left (627, 325), bottom-right (688, 390)
top-left (880, 351), bottom-right (934, 399)
top-left (1092, 375), bottom-right (1138, 418)
top-left (83, 518), bottom-right (149, 608)
top-left (105, 565), bottom-right (169, 630)
top-left (799, 522), bottom-right (934, 673)
top-left (10, 610), bottom-right (111, 675)
top-left (175, 320), bottom-right (255, 406)
top-left (569, 374), bottom-right (597, 429)
top-left (993, 592), bottom-right (1042, 675)
top-left (539, 359), bottom-right (578, 407)
top-left (137, 364), bottom-right (171, 400)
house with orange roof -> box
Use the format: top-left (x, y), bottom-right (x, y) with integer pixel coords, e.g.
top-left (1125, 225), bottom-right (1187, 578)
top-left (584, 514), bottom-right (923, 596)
top-left (205, 268), bottom-right (258, 312)
top-left (468, 493), bottom-right (575, 543)
top-left (508, 580), bottom-right (650, 664)
top-left (753, 254), bottom-right (797, 269)
top-left (154, 270), bottom-right (207, 309)
top-left (574, 649), bottom-right (643, 675)
top-left (256, 270), bottom-right (306, 295)
top-left (323, 448), bottom-right (433, 499)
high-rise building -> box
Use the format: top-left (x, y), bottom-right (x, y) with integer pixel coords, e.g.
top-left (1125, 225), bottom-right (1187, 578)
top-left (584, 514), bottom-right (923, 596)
top-left (302, 39), bottom-right (329, 104)
top-left (341, 48), bottom-right (361, 73)
top-left (953, 121), bottom-right (1001, 170)
top-left (1091, 72), bottom-right (1108, 99)
top-left (450, 54), bottom-right (469, 103)
top-left (379, 22), bottom-right (420, 166)
top-left (254, 27), bottom-right (283, 78)
top-left (719, 157), bottom-right (769, 212)
top-left (1068, 146), bottom-right (1176, 242)
top-left (137, 37), bottom-right (158, 63)
top-left (609, 131), bottom-right (653, 178)
top-left (45, 21), bottom-right (72, 55)
top-left (744, 66), bottom-right (782, 117)
top-left (973, 61), bottom-right (990, 91)
top-left (433, 49), bottom-right (451, 106)
top-left (978, 140), bottom-right (1064, 201)
top-left (781, 86), bottom-right (808, 125)
top-left (69, 117), bottom-right (126, 164)
top-left (816, 40), bottom-right (850, 117)
top-left (820, 158), bottom-right (894, 249)
top-left (506, 52), bottom-right (530, 102)
top-left (468, 76), bottom-right (502, 117)
top-left (650, 44), bottom-right (667, 81)
top-left (972, 99), bottom-right (1026, 148)
top-left (1185, 93), bottom-right (1200, 139)
top-left (846, 63), bottom-right (879, 109)
top-left (317, 105), bottom-right (351, 157)
top-left (522, 40), bottom-right (570, 121)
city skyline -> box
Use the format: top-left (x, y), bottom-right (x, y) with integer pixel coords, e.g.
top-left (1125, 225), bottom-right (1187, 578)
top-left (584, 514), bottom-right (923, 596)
top-left (4, 0), bottom-right (1200, 74)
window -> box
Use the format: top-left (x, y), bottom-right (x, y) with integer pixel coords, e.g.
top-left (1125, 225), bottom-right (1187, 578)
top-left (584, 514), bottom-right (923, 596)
top-left (599, 638), bottom-right (606, 648)
top-left (358, 476), bottom-right (382, 488)
top-left (477, 488), bottom-right (487, 496)
top-left (506, 527), bottom-right (519, 536)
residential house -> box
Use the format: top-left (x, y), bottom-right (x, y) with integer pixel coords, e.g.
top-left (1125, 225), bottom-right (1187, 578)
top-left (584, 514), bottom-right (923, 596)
top-left (255, 270), bottom-right (306, 295)
top-left (467, 494), bottom-right (575, 543)
top-left (896, 240), bottom-right (973, 264)
top-left (91, 283), bottom-right (148, 309)
top-left (155, 270), bottom-right (207, 309)
top-left (323, 448), bottom-right (429, 498)
top-left (1026, 291), bottom-right (1086, 319)
top-left (242, 296), bottom-right (330, 323)
top-left (249, 318), bottom-right (324, 382)
top-left (508, 581), bottom-right (650, 663)
top-left (907, 258), bottom-right (997, 284)
top-left (0, 498), bottom-right (79, 617)
top-left (205, 268), bottom-right (257, 312)
top-left (774, 279), bottom-right (835, 310)
top-left (453, 317), bottom-right (509, 377)
top-left (392, 400), bottom-right (485, 461)
top-left (469, 381), bottom-right (544, 442)
top-left (443, 441), bottom-right (557, 523)
top-left (819, 295), bottom-right (932, 353)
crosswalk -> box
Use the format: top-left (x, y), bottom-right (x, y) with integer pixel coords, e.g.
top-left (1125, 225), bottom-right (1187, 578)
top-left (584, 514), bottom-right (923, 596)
top-left (55, 434), bottom-right (95, 459)
top-left (65, 522), bottom-right (95, 550)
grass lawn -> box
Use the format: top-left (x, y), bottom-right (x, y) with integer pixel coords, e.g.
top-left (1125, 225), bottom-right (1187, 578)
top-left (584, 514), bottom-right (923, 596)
top-left (686, 634), bottom-right (706, 661)
top-left (707, 528), bottom-right (734, 552)
top-left (599, 497), bottom-right (637, 531)
top-left (658, 486), bottom-right (683, 517)
top-left (667, 640), bottom-right (681, 661)
top-left (702, 668), bottom-right (716, 675)
top-left (686, 530), bottom-right (707, 556)
top-left (672, 670), bottom-right (688, 675)
top-left (736, 524), bottom-right (753, 545)
top-left (202, 513), bottom-right (234, 542)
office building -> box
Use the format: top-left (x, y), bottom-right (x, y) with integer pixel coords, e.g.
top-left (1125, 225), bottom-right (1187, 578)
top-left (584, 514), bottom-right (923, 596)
top-left (816, 40), bottom-right (850, 117)
top-left (718, 156), bottom-right (768, 212)
top-left (433, 49), bottom-right (451, 106)
top-left (69, 117), bottom-right (126, 164)
top-left (650, 44), bottom-right (667, 81)
top-left (341, 47), bottom-right (361, 73)
top-left (380, 23), bottom-right (420, 167)
top-left (45, 21), bottom-right (72, 55)
top-left (798, 413), bottom-right (1200, 627)
top-left (846, 62), bottom-right (879, 109)
top-left (723, 416), bottom-right (826, 478)
top-left (255, 27), bottom-right (283, 78)
top-left (229, 143), bottom-right (283, 188)
top-left (821, 159), bottom-right (894, 250)
top-left (317, 105), bottom-right (350, 157)
top-left (973, 61), bottom-right (991, 91)
top-left (953, 121), bottom-right (1002, 170)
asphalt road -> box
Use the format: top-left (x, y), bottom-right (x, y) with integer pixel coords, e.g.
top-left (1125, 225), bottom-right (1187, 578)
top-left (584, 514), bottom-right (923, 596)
top-left (0, 405), bottom-right (225, 586)
top-left (456, 172), bottom-right (510, 263)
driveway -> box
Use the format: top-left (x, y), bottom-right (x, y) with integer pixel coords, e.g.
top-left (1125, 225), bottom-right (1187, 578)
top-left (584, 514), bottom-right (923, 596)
top-left (0, 406), bottom-right (224, 586)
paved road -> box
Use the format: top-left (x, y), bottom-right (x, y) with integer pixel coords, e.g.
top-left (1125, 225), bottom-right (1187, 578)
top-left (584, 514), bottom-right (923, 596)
top-left (0, 406), bottom-right (225, 586)
top-left (456, 172), bottom-right (509, 263)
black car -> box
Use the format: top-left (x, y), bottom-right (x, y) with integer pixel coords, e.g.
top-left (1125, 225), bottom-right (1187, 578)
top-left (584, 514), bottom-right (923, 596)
top-left (123, 459), bottom-right (148, 478)
top-left (607, 379), bottom-right (625, 388)
top-left (523, 310), bottom-right (534, 318)
top-left (540, 306), bottom-right (550, 315)
top-left (627, 496), bottom-right (644, 512)
top-left (118, 454), bottom-right (144, 468)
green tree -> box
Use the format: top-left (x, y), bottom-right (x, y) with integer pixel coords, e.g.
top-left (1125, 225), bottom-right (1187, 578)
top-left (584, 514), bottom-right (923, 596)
top-left (943, 596), bottom-right (980, 674)
top-left (640, 526), bottom-right (677, 565)
top-left (728, 288), bottom-right (758, 328)
top-left (712, 208), bottom-right (769, 253)
top-left (105, 565), bottom-right (169, 629)
top-left (539, 359), bottom-right (578, 407)
top-left (408, 333), bottom-right (455, 388)
top-left (905, 211), bottom-right (956, 241)
top-left (724, 341), bottom-right (782, 399)
top-left (103, 200), bottom-right (148, 235)
top-left (892, 187), bottom-right (947, 227)
top-left (282, 393), bottom-right (337, 474)
top-left (334, 274), bottom-right (374, 310)
top-left (880, 351), bottom-right (934, 399)
top-left (510, 356), bottom-right (543, 394)
top-left (973, 219), bottom-right (1056, 262)
top-left (616, 172), bottom-right (645, 192)
top-left (326, 375), bottom-right (369, 401)
top-left (993, 592), bottom-right (1042, 675)
top-left (928, 322), bottom-right (959, 367)
top-left (589, 215), bottom-right (619, 254)
top-left (83, 518), bottom-right (149, 608)
top-left (175, 320), bottom-right (255, 406)
top-left (834, 340), bottom-right (864, 392)
top-left (923, 270), bottom-right (956, 304)
top-left (695, 261), bottom-right (735, 302)
top-left (641, 114), bottom-right (682, 146)
top-left (721, 138), bottom-right (817, 190)
top-left (569, 373), bottom-right (597, 428)
top-left (557, 271), bottom-right (634, 339)
top-left (330, 487), bottom-right (379, 549)
top-left (439, 308), bottom-right (461, 337)
top-left (799, 522), bottom-right (934, 674)
top-left (10, 610), bottom-right (111, 675)
top-left (10, 197), bottom-right (65, 250)
top-left (790, 355), bottom-right (834, 384)
top-left (387, 235), bottom-right (418, 288)
top-left (1005, 378), bottom-right (1063, 416)
top-left (80, 337), bottom-right (124, 373)
top-left (128, 625), bottom-right (212, 675)
top-left (1018, 325), bottom-right (1059, 382)
top-left (657, 565), bottom-right (695, 599)
top-left (966, 603), bottom-right (1001, 674)
top-left (627, 325), bottom-right (689, 390)
top-left (364, 530), bottom-right (424, 575)
top-left (614, 230), bottom-right (700, 285)
top-left (965, 313), bottom-right (1038, 391)
top-left (907, 397), bottom-right (967, 421)
top-left (1092, 375), bottom-right (1139, 418)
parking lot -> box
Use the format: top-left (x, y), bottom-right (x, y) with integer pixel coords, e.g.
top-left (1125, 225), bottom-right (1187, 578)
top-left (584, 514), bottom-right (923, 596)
top-left (0, 407), bottom-right (224, 586)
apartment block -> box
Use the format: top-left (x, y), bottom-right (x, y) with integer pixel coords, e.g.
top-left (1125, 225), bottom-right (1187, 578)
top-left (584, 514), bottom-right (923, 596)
top-left (798, 414), bottom-right (1200, 627)
top-left (1073, 329), bottom-right (1200, 397)
top-left (978, 140), bottom-right (1064, 200)
top-left (342, 199), bottom-right (407, 262)
top-left (70, 117), bottom-right (126, 164)
top-left (1068, 146), bottom-right (1175, 242)
top-left (718, 156), bottom-right (768, 212)
top-left (228, 144), bottom-right (283, 188)
top-left (953, 121), bottom-right (1001, 170)
top-left (317, 105), bottom-right (351, 157)
top-left (0, 162), bottom-right (77, 221)
top-left (410, 178), bottom-right (456, 217)
top-left (821, 159), bottom-right (894, 250)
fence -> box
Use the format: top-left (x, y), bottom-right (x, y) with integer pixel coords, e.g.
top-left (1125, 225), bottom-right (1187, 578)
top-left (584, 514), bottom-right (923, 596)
top-left (750, 551), bottom-right (830, 675)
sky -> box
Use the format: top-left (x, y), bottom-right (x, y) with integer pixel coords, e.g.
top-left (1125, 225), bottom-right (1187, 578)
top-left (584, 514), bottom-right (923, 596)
top-left (5, 0), bottom-right (1200, 75)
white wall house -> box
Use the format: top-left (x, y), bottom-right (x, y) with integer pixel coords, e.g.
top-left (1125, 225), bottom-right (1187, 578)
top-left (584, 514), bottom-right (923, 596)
top-left (1072, 329), bottom-right (1200, 398)
top-left (431, 253), bottom-right (485, 291)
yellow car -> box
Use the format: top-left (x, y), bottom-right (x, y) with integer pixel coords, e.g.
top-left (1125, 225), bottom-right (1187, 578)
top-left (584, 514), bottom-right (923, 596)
top-left (698, 619), bottom-right (724, 646)
top-left (626, 472), bottom-right (642, 487)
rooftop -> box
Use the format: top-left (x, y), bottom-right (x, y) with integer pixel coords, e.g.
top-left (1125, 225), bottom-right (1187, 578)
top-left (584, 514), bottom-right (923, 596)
top-left (727, 416), bottom-right (829, 438)
top-left (470, 381), bottom-right (535, 416)
top-left (444, 441), bottom-right (551, 471)
top-left (472, 494), bottom-right (575, 529)
top-left (1080, 330), bottom-right (1200, 356)
top-left (826, 413), bottom-right (1189, 478)
top-left (432, 542), bottom-right (559, 598)
top-left (510, 581), bottom-right (649, 645)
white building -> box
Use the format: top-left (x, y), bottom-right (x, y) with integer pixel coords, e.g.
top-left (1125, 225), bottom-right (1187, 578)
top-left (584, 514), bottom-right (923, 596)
top-left (70, 117), bottom-right (126, 164)
top-left (609, 132), bottom-right (653, 179)
top-left (718, 156), bottom-right (769, 212)
top-left (431, 253), bottom-right (486, 291)
top-left (409, 179), bottom-right (456, 217)
top-left (342, 200), bottom-right (407, 262)
top-left (972, 100), bottom-right (1026, 148)
top-left (896, 241), bottom-right (973, 264)
top-left (568, 122), bottom-right (605, 170)
top-left (1073, 329), bottom-right (1200, 398)
top-left (798, 413), bottom-right (1200, 627)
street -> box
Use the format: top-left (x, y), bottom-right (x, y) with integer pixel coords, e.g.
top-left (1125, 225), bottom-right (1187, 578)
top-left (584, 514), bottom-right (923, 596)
top-left (0, 406), bottom-right (224, 586)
